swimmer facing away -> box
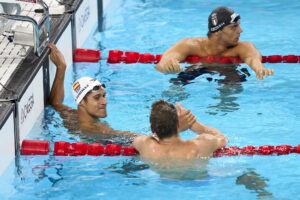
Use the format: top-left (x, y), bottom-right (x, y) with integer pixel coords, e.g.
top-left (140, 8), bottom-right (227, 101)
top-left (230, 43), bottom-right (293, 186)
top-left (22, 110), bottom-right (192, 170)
top-left (155, 6), bottom-right (274, 80)
top-left (48, 44), bottom-right (196, 136)
top-left (133, 99), bottom-right (228, 160)
top-left (133, 99), bottom-right (228, 179)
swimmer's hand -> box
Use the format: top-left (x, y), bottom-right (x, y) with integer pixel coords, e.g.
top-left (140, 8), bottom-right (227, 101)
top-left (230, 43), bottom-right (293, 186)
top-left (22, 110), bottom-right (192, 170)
top-left (155, 58), bottom-right (183, 74)
top-left (48, 43), bottom-right (66, 70)
top-left (176, 102), bottom-right (196, 132)
top-left (241, 42), bottom-right (274, 80)
top-left (254, 67), bottom-right (274, 80)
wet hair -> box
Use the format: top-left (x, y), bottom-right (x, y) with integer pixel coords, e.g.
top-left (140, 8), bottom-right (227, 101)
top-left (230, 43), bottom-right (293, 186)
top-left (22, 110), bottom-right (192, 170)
top-left (150, 99), bottom-right (178, 139)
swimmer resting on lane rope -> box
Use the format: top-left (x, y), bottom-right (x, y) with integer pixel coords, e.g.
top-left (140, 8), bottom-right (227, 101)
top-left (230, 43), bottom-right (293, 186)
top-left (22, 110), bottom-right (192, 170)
top-left (155, 6), bottom-right (274, 80)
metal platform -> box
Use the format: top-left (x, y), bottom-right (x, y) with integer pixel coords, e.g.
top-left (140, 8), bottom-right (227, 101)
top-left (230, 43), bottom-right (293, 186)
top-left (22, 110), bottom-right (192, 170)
top-left (0, 0), bottom-right (61, 95)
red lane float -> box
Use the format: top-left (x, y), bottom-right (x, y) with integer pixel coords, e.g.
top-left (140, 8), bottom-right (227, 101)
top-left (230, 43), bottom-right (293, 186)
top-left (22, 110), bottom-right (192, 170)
top-left (53, 141), bottom-right (137, 156)
top-left (73, 48), bottom-right (300, 64)
top-left (283, 55), bottom-right (299, 63)
top-left (21, 140), bottom-right (138, 156)
top-left (21, 140), bottom-right (300, 157)
top-left (21, 140), bottom-right (50, 155)
top-left (213, 144), bottom-right (300, 157)
top-left (74, 49), bottom-right (101, 63)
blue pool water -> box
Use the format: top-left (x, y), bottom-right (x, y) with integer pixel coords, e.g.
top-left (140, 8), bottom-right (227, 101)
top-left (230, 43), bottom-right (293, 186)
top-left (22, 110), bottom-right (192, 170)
top-left (1, 0), bottom-right (300, 199)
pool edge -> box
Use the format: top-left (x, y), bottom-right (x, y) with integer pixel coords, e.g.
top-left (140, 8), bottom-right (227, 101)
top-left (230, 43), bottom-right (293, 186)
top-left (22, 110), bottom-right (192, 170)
top-left (0, 0), bottom-right (111, 177)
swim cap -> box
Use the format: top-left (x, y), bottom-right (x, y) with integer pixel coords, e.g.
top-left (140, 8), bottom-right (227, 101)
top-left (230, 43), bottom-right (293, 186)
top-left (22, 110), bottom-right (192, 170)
top-left (72, 77), bottom-right (104, 104)
top-left (208, 7), bottom-right (240, 33)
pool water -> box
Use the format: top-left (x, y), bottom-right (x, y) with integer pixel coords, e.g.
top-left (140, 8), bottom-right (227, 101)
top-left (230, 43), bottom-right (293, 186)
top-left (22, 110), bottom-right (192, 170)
top-left (1, 0), bottom-right (300, 199)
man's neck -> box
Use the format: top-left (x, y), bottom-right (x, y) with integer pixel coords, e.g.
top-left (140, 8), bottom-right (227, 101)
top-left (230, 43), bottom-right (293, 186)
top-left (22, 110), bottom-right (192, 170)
top-left (78, 107), bottom-right (97, 124)
top-left (158, 133), bottom-right (182, 145)
top-left (205, 36), bottom-right (228, 56)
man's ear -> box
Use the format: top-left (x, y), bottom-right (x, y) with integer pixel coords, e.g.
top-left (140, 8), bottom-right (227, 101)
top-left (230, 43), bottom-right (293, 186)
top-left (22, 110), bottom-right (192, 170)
top-left (78, 99), bottom-right (85, 107)
top-left (151, 125), bottom-right (159, 139)
top-left (213, 30), bottom-right (220, 37)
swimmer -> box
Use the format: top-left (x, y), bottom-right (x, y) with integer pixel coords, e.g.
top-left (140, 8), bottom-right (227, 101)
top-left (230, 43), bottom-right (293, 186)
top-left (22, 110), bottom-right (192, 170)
top-left (48, 44), bottom-right (196, 136)
top-left (156, 6), bottom-right (274, 80)
top-left (133, 99), bottom-right (228, 160)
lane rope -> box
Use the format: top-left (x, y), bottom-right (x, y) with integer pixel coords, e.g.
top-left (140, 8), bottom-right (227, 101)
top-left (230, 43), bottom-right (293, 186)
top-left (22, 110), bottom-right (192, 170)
top-left (74, 49), bottom-right (300, 64)
top-left (21, 140), bottom-right (300, 157)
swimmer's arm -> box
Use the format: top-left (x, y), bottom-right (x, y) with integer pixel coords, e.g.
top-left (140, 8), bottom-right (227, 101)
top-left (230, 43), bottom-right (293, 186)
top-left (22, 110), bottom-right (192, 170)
top-left (191, 121), bottom-right (229, 148)
top-left (191, 121), bottom-right (223, 137)
top-left (100, 127), bottom-right (139, 136)
top-left (155, 38), bottom-right (193, 74)
top-left (48, 43), bottom-right (72, 112)
top-left (87, 123), bottom-right (140, 136)
top-left (110, 130), bottom-right (140, 136)
top-left (197, 133), bottom-right (228, 152)
top-left (176, 102), bottom-right (221, 136)
top-left (239, 42), bottom-right (274, 80)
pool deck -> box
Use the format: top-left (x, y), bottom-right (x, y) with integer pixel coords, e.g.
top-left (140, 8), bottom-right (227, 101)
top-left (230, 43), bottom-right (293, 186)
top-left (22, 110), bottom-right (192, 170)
top-left (0, 0), bottom-right (60, 93)
top-left (0, 0), bottom-right (76, 132)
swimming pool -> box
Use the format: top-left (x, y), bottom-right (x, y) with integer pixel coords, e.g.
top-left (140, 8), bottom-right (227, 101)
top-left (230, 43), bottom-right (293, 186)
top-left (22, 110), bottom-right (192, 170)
top-left (1, 0), bottom-right (300, 199)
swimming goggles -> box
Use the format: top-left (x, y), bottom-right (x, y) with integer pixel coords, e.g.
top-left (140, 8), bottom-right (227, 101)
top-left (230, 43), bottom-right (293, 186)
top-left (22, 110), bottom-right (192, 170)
top-left (90, 84), bottom-right (106, 93)
top-left (230, 13), bottom-right (240, 24)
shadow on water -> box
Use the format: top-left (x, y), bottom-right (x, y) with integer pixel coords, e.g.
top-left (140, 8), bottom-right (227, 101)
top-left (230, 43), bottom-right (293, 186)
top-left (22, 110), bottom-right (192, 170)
top-left (161, 83), bottom-right (191, 103)
top-left (236, 168), bottom-right (274, 199)
top-left (138, 157), bottom-right (210, 181)
top-left (104, 157), bottom-right (210, 185)
top-left (104, 158), bottom-right (149, 178)
top-left (15, 154), bottom-right (64, 188)
top-left (31, 161), bottom-right (64, 187)
top-left (166, 64), bottom-right (250, 115)
top-left (78, 129), bottom-right (135, 146)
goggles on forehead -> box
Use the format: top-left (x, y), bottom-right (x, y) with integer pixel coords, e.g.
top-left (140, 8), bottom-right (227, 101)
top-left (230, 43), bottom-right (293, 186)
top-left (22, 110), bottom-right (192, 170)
top-left (90, 84), bottom-right (106, 93)
top-left (230, 13), bottom-right (240, 24)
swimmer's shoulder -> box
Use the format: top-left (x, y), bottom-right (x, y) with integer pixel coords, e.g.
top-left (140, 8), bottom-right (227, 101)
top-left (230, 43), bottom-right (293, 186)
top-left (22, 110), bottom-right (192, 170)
top-left (233, 41), bottom-right (255, 51)
top-left (185, 37), bottom-right (206, 45)
top-left (133, 135), bottom-right (158, 152)
top-left (193, 37), bottom-right (207, 41)
top-left (223, 41), bottom-right (257, 57)
top-left (176, 37), bottom-right (207, 55)
top-left (178, 37), bottom-right (206, 46)
top-left (231, 41), bottom-right (255, 52)
top-left (189, 135), bottom-right (218, 157)
top-left (59, 106), bottom-right (78, 120)
top-left (238, 41), bottom-right (254, 46)
top-left (139, 135), bottom-right (159, 144)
